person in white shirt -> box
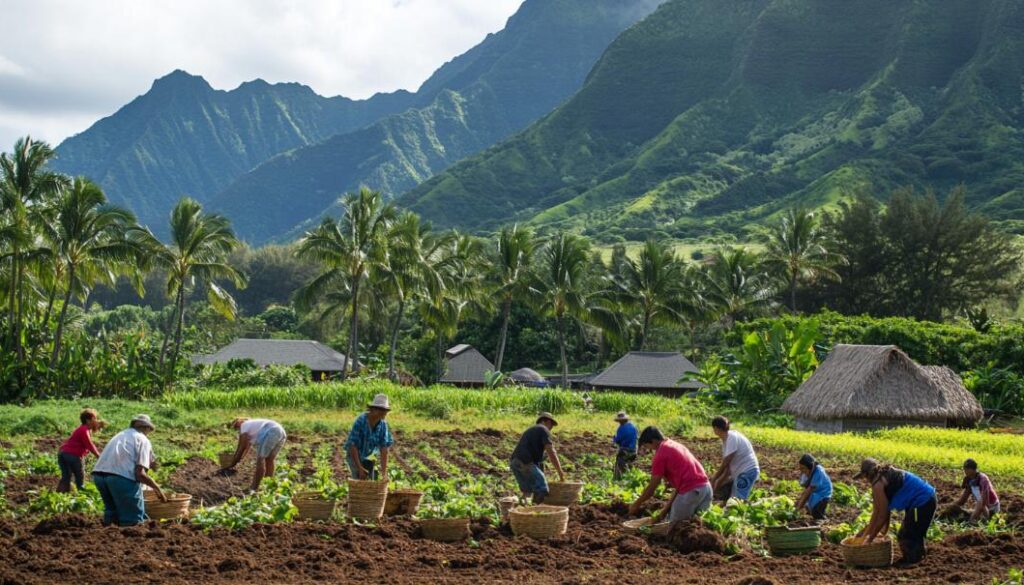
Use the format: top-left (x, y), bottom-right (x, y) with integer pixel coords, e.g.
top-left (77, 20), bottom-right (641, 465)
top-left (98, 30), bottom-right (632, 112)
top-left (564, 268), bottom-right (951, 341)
top-left (224, 417), bottom-right (287, 491)
top-left (91, 414), bottom-right (166, 526)
top-left (709, 416), bottom-right (760, 501)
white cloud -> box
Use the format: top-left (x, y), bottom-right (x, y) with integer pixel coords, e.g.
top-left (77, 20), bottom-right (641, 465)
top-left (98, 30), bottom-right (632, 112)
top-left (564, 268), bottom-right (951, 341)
top-left (0, 0), bottom-right (523, 148)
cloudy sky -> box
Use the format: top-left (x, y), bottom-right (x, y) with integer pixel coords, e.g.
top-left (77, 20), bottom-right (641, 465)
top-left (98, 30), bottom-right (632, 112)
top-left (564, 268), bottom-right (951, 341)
top-left (0, 0), bottom-right (523, 148)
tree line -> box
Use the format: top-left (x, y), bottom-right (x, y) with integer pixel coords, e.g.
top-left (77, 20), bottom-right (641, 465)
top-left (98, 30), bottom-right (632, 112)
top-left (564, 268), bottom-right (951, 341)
top-left (2, 135), bottom-right (1021, 400)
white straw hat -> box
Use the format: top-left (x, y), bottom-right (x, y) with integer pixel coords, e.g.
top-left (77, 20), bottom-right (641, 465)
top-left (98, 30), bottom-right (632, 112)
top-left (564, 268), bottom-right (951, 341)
top-left (130, 414), bottom-right (155, 430)
top-left (614, 411), bottom-right (630, 422)
top-left (367, 394), bottom-right (391, 411)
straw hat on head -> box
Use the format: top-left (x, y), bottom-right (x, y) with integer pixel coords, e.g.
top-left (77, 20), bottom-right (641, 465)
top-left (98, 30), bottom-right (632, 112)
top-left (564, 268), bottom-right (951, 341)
top-left (131, 414), bottom-right (155, 430)
top-left (368, 394), bottom-right (392, 411)
top-left (614, 411), bottom-right (630, 422)
top-left (536, 412), bottom-right (558, 426)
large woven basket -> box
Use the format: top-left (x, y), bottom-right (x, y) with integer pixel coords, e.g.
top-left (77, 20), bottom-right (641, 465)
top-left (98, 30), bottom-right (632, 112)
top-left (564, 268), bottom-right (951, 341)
top-left (544, 481), bottom-right (583, 506)
top-left (510, 505), bottom-right (569, 540)
top-left (420, 517), bottom-right (470, 542)
top-left (622, 516), bottom-right (671, 537)
top-left (841, 536), bottom-right (894, 567)
top-left (218, 452), bottom-right (235, 469)
top-left (765, 526), bottom-right (821, 556)
top-left (293, 494), bottom-right (337, 521)
top-left (145, 493), bottom-right (192, 520)
top-left (384, 489), bottom-right (424, 516)
top-left (347, 479), bottom-right (389, 520)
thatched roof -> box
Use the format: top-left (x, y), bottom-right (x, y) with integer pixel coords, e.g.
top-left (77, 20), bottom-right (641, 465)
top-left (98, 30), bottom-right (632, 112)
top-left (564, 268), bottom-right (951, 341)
top-left (439, 344), bottom-right (494, 384)
top-left (508, 368), bottom-right (545, 383)
top-left (588, 352), bottom-right (702, 390)
top-left (191, 339), bottom-right (347, 371)
top-left (782, 344), bottom-right (982, 425)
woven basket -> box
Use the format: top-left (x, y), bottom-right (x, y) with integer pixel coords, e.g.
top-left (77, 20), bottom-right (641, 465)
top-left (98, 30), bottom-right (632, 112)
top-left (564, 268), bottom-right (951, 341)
top-left (765, 526), bottom-right (821, 556)
top-left (347, 479), bottom-right (389, 520)
top-left (293, 495), bottom-right (337, 521)
top-left (384, 489), bottom-right (424, 516)
top-left (218, 452), bottom-right (235, 469)
top-left (497, 496), bottom-right (518, 522)
top-left (420, 518), bottom-right (470, 542)
top-left (544, 481), bottom-right (583, 506)
top-left (841, 536), bottom-right (895, 567)
top-left (510, 505), bottom-right (569, 540)
top-left (145, 493), bottom-right (192, 520)
top-left (621, 516), bottom-right (671, 537)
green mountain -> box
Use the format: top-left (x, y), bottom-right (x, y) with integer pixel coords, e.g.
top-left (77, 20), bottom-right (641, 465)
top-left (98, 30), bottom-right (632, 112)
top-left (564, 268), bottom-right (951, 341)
top-left (52, 71), bottom-right (417, 230)
top-left (401, 0), bottom-right (1024, 241)
top-left (209, 0), bottom-right (665, 244)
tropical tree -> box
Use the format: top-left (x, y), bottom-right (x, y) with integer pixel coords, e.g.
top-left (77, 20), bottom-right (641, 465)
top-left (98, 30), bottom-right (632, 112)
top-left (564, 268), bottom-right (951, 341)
top-left (296, 188), bottom-right (396, 375)
top-left (531, 234), bottom-right (592, 387)
top-left (42, 178), bottom-right (139, 367)
top-left (0, 137), bottom-right (69, 367)
top-left (761, 208), bottom-right (843, 312)
top-left (135, 197), bottom-right (246, 380)
top-left (701, 247), bottom-right (774, 328)
top-left (607, 239), bottom-right (699, 349)
top-left (490, 224), bottom-right (537, 372)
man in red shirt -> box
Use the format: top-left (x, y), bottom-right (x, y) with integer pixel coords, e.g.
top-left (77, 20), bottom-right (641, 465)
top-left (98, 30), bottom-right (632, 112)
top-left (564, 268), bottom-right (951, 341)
top-left (628, 426), bottom-right (712, 527)
top-left (57, 408), bottom-right (105, 492)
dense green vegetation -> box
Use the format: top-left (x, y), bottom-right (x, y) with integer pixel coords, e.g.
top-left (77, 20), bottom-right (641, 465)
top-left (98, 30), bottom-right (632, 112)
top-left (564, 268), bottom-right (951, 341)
top-left (402, 0), bottom-right (1024, 241)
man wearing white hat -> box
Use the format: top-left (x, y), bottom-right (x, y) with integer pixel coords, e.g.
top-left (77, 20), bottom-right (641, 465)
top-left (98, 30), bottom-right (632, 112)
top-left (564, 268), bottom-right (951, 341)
top-left (91, 414), bottom-right (166, 526)
top-left (344, 394), bottom-right (394, 480)
top-left (225, 417), bottom-right (287, 491)
top-left (612, 411), bottom-right (638, 480)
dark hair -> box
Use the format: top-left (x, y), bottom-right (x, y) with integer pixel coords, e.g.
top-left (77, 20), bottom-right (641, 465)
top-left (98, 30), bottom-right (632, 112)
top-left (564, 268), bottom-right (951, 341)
top-left (80, 408), bottom-right (98, 425)
top-left (638, 426), bottom-right (665, 446)
top-left (799, 454), bottom-right (816, 470)
top-left (963, 458), bottom-right (978, 470)
top-left (711, 416), bottom-right (730, 431)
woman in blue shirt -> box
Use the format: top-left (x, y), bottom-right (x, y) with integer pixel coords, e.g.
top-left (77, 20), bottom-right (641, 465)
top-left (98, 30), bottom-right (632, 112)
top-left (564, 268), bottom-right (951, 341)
top-left (855, 458), bottom-right (937, 566)
top-left (794, 454), bottom-right (832, 520)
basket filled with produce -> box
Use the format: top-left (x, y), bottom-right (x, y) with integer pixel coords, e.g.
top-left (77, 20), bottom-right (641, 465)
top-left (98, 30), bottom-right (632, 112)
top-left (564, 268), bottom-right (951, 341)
top-left (841, 536), bottom-right (894, 567)
top-left (622, 516), bottom-right (671, 537)
top-left (510, 505), bottom-right (569, 540)
top-left (144, 492), bottom-right (192, 521)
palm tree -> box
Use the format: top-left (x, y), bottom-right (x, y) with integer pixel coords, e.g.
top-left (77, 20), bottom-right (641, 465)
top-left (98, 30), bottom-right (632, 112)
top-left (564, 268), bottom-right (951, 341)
top-left (0, 137), bottom-right (69, 366)
top-left (761, 208), bottom-right (844, 312)
top-left (43, 178), bottom-right (138, 368)
top-left (531, 234), bottom-right (592, 388)
top-left (608, 239), bottom-right (699, 350)
top-left (135, 197), bottom-right (246, 379)
top-left (296, 188), bottom-right (396, 376)
top-left (701, 247), bottom-right (775, 328)
top-left (490, 225), bottom-right (537, 372)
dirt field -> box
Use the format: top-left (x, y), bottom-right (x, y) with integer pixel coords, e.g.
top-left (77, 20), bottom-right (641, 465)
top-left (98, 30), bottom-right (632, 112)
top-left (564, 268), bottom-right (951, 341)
top-left (2, 429), bottom-right (1022, 584)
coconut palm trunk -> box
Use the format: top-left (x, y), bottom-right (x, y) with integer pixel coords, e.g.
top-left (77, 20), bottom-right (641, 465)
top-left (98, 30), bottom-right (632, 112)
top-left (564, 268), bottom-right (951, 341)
top-left (169, 287), bottom-right (187, 377)
top-left (387, 300), bottom-right (405, 382)
top-left (48, 264), bottom-right (76, 369)
top-left (348, 279), bottom-right (360, 375)
top-left (557, 314), bottom-right (569, 388)
top-left (495, 298), bottom-right (512, 372)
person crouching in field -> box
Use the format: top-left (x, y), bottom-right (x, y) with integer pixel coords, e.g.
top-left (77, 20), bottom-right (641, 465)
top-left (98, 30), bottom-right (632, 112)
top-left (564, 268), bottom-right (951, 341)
top-left (57, 408), bottom-right (105, 493)
top-left (709, 416), bottom-right (760, 501)
top-left (948, 458), bottom-right (1000, 523)
top-left (794, 454), bottom-right (832, 521)
top-left (628, 426), bottom-right (712, 528)
top-left (510, 412), bottom-right (565, 504)
top-left (855, 458), bottom-right (937, 566)
top-left (225, 417), bottom-right (287, 491)
top-left (344, 394), bottom-right (394, 480)
top-left (612, 411), bottom-right (638, 480)
top-left (91, 414), bottom-right (166, 526)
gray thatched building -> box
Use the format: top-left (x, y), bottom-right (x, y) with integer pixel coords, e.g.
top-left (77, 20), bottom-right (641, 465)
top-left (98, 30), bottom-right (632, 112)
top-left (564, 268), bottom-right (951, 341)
top-left (191, 339), bottom-right (348, 380)
top-left (587, 351), bottom-right (702, 396)
top-left (782, 344), bottom-right (983, 433)
top-left (508, 367), bottom-right (549, 388)
top-left (439, 344), bottom-right (495, 387)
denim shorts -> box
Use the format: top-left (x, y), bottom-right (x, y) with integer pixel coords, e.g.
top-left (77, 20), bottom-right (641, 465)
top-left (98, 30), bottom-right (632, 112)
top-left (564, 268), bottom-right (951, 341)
top-left (731, 468), bottom-right (760, 500)
top-left (510, 459), bottom-right (548, 496)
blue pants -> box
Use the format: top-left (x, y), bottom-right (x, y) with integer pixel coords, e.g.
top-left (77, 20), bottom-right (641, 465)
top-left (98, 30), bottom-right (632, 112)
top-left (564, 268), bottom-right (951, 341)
top-left (93, 473), bottom-right (145, 526)
top-left (510, 459), bottom-right (548, 502)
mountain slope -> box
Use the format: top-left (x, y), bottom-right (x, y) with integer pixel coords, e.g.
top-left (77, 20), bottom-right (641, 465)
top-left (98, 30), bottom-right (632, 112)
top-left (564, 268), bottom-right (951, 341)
top-left (52, 71), bottom-right (416, 229)
top-left (209, 0), bottom-right (665, 244)
top-left (401, 0), bottom-right (1024, 240)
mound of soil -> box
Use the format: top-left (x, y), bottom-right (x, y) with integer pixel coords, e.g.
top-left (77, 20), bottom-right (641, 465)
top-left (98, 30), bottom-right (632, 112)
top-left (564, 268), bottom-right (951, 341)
top-left (166, 457), bottom-right (251, 505)
top-left (3, 474), bottom-right (58, 506)
top-left (668, 519), bottom-right (726, 554)
top-left (33, 514), bottom-right (95, 535)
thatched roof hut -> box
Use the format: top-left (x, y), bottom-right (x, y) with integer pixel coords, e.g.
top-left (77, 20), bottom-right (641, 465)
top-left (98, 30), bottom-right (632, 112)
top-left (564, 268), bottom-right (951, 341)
top-left (508, 368), bottom-right (548, 387)
top-left (439, 344), bottom-right (495, 387)
top-left (190, 339), bottom-right (348, 380)
top-left (586, 351), bottom-right (702, 396)
top-left (782, 344), bottom-right (983, 433)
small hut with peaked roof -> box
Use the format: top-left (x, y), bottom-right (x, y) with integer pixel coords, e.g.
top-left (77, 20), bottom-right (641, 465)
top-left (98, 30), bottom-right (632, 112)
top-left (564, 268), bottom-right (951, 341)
top-left (439, 344), bottom-right (495, 388)
top-left (508, 367), bottom-right (548, 387)
top-left (191, 339), bottom-right (348, 381)
top-left (586, 351), bottom-right (702, 396)
top-left (782, 344), bottom-right (983, 433)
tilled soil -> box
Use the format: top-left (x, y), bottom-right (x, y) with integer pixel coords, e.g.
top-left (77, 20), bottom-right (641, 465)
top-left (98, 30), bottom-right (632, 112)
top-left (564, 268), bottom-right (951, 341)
top-left (166, 457), bottom-right (254, 506)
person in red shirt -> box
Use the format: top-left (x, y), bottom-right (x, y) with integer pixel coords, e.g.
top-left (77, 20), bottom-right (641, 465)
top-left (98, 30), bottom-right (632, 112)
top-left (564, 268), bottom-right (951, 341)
top-left (57, 408), bottom-right (105, 492)
top-left (628, 426), bottom-right (712, 527)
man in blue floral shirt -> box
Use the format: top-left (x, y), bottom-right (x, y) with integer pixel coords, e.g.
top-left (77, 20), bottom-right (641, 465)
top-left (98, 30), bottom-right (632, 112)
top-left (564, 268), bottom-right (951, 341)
top-left (344, 394), bottom-right (394, 480)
